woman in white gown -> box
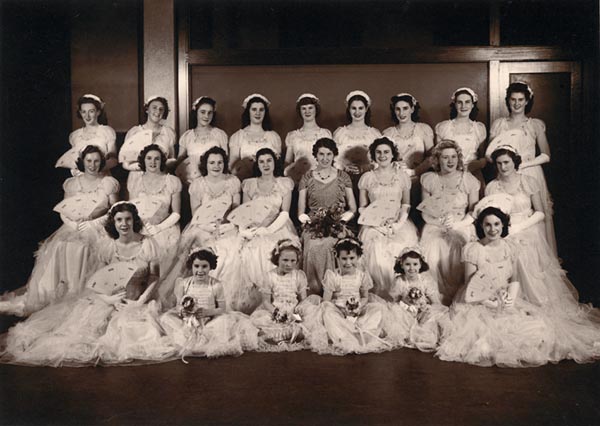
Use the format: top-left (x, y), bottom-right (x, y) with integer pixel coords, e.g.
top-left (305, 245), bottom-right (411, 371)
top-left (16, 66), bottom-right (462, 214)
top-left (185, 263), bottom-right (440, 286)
top-left (0, 146), bottom-right (119, 316)
top-left (358, 137), bottom-right (418, 298)
top-left (120, 96), bottom-right (177, 177)
top-left (60, 94), bottom-right (117, 176)
top-left (229, 94), bottom-right (281, 181)
top-left (284, 93), bottom-right (332, 183)
top-left (418, 140), bottom-right (480, 305)
top-left (435, 88), bottom-right (487, 193)
top-left (175, 96), bottom-right (228, 185)
top-left (485, 81), bottom-right (557, 254)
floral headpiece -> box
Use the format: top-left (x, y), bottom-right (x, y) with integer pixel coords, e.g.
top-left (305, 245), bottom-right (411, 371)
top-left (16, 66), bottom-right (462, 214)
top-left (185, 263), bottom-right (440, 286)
top-left (192, 96), bottom-right (214, 110)
top-left (493, 144), bottom-right (519, 155)
top-left (82, 93), bottom-right (105, 109)
top-left (108, 201), bottom-right (135, 215)
top-left (473, 194), bottom-right (513, 217)
top-left (296, 93), bottom-right (320, 104)
top-left (451, 87), bottom-right (478, 103)
top-left (334, 236), bottom-right (362, 250)
top-left (393, 92), bottom-right (418, 107)
top-left (345, 90), bottom-right (371, 107)
top-left (511, 81), bottom-right (534, 97)
top-left (397, 246), bottom-right (427, 262)
top-left (145, 95), bottom-right (164, 106)
top-left (274, 239), bottom-right (302, 256)
top-left (188, 246), bottom-right (216, 258)
top-left (242, 93), bottom-right (271, 109)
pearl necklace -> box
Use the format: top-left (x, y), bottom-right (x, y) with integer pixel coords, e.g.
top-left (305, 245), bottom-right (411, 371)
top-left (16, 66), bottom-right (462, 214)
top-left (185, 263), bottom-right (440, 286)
top-left (315, 168), bottom-right (334, 180)
top-left (395, 123), bottom-right (416, 140)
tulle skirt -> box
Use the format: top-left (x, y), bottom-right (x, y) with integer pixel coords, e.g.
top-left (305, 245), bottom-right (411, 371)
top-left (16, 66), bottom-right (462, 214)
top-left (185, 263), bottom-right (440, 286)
top-left (359, 221), bottom-right (419, 299)
top-left (420, 223), bottom-right (474, 305)
top-left (436, 299), bottom-right (557, 368)
top-left (0, 223), bottom-right (107, 316)
top-left (159, 310), bottom-right (258, 359)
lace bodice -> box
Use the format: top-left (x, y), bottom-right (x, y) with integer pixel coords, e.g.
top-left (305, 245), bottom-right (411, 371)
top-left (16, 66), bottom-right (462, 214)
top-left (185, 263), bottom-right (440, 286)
top-left (435, 120), bottom-right (486, 163)
top-left (324, 269), bottom-right (373, 308)
top-left (179, 127), bottom-right (228, 159)
top-left (177, 276), bottom-right (224, 310)
top-left (383, 123), bottom-right (433, 169)
top-left (262, 268), bottom-right (308, 310)
top-left (358, 169), bottom-right (411, 201)
top-left (128, 173), bottom-right (182, 224)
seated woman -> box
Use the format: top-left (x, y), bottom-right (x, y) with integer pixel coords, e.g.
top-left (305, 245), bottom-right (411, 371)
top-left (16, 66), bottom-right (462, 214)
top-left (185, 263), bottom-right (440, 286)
top-left (229, 94), bottom-right (281, 181)
top-left (297, 138), bottom-right (357, 294)
top-left (250, 239), bottom-right (325, 352)
top-left (237, 148), bottom-right (298, 312)
top-left (358, 137), bottom-right (418, 298)
top-left (284, 93), bottom-right (332, 183)
top-left (418, 140), bottom-right (480, 305)
top-left (436, 203), bottom-right (555, 368)
top-left (0, 145), bottom-right (119, 316)
top-left (159, 247), bottom-right (258, 360)
top-left (127, 144), bottom-right (181, 276)
top-left (2, 202), bottom-right (171, 366)
top-left (59, 94), bottom-right (117, 176)
top-left (120, 96), bottom-right (176, 175)
top-left (159, 146), bottom-right (242, 310)
top-left (176, 96), bottom-right (228, 185)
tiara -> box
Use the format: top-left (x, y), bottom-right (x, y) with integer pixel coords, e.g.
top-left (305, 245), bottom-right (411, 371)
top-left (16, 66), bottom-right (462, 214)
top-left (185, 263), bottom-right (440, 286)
top-left (82, 93), bottom-right (105, 108)
top-left (334, 236), bottom-right (362, 249)
top-left (296, 93), bottom-right (319, 104)
top-left (108, 201), bottom-right (136, 215)
top-left (192, 96), bottom-right (214, 110)
top-left (398, 246), bottom-right (426, 261)
top-left (451, 87), bottom-right (478, 103)
top-left (274, 239), bottom-right (302, 255)
top-left (345, 90), bottom-right (371, 107)
top-left (145, 95), bottom-right (164, 105)
top-left (493, 144), bottom-right (518, 155)
top-left (473, 194), bottom-right (513, 217)
top-left (242, 93), bottom-right (271, 109)
top-left (189, 246), bottom-right (216, 258)
top-left (392, 93), bottom-right (418, 106)
top-left (511, 81), bottom-right (534, 97)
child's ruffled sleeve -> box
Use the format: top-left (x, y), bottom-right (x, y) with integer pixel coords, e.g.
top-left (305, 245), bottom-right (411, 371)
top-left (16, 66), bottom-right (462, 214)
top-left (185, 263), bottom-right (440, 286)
top-left (360, 270), bottom-right (374, 292)
top-left (323, 270), bottom-right (340, 294)
top-left (296, 270), bottom-right (308, 294)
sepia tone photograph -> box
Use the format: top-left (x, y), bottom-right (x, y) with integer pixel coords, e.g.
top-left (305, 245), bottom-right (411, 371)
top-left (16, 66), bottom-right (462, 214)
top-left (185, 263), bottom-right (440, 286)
top-left (1, 0), bottom-right (599, 425)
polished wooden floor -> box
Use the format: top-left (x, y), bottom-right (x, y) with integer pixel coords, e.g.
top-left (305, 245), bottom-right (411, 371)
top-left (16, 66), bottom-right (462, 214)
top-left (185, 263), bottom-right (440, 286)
top-left (1, 318), bottom-right (599, 426)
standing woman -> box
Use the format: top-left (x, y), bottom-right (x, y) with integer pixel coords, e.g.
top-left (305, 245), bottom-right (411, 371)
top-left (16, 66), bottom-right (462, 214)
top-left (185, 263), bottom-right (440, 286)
top-left (383, 93), bottom-right (434, 179)
top-left (485, 82), bottom-right (556, 254)
top-left (298, 138), bottom-right (357, 294)
top-left (127, 144), bottom-right (181, 276)
top-left (418, 140), bottom-right (480, 305)
top-left (119, 96), bottom-right (177, 173)
top-left (159, 146), bottom-right (242, 310)
top-left (0, 146), bottom-right (119, 316)
top-left (176, 96), bottom-right (228, 185)
top-left (435, 88), bottom-right (487, 192)
top-left (60, 94), bottom-right (117, 175)
top-left (283, 93), bottom-right (332, 183)
top-left (229, 94), bottom-right (281, 181)
top-left (333, 90), bottom-right (381, 183)
top-left (358, 137), bottom-right (419, 298)
top-left (237, 148), bottom-right (297, 312)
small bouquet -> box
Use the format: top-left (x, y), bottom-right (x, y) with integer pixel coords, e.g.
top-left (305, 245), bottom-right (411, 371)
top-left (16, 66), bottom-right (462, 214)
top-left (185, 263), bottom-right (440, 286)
top-left (405, 287), bottom-right (430, 315)
top-left (180, 296), bottom-right (202, 328)
top-left (304, 204), bottom-right (350, 239)
top-left (263, 308), bottom-right (303, 343)
top-left (345, 296), bottom-right (361, 319)
top-left (272, 307), bottom-right (290, 324)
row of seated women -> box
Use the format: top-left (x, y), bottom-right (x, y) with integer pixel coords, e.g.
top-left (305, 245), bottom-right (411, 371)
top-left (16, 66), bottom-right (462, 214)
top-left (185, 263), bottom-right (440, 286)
top-left (1, 132), bottom-right (599, 367)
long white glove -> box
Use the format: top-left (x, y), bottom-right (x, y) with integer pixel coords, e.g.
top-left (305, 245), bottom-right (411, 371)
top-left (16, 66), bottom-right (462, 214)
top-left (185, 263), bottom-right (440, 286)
top-left (78, 214), bottom-right (108, 232)
top-left (298, 213), bottom-right (311, 224)
top-left (266, 211), bottom-right (289, 233)
top-left (340, 211), bottom-right (354, 223)
top-left (146, 212), bottom-right (181, 235)
top-left (510, 212), bottom-right (544, 235)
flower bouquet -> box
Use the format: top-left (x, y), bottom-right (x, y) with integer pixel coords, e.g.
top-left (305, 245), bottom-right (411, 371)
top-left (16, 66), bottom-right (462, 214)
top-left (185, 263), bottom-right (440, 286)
top-left (304, 204), bottom-right (350, 239)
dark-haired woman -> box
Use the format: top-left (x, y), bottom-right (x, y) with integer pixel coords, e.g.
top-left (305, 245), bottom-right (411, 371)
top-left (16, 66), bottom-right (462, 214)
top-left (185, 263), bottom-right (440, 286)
top-left (59, 94), bottom-right (117, 175)
top-left (176, 96), bottom-right (228, 184)
top-left (436, 203), bottom-right (555, 367)
top-left (2, 202), bottom-right (171, 366)
top-left (0, 146), bottom-right (119, 316)
top-left (358, 137), bottom-right (418, 298)
top-left (127, 144), bottom-right (181, 276)
top-left (298, 138), bottom-right (357, 294)
top-left (435, 87), bottom-right (487, 192)
top-left (119, 96), bottom-right (176, 173)
top-left (159, 146), bottom-right (242, 310)
top-left (486, 81), bottom-right (556, 254)
top-left (333, 90), bottom-right (381, 179)
top-left (486, 146), bottom-right (600, 363)
top-left (229, 94), bottom-right (281, 181)
top-left (284, 94), bottom-right (332, 183)
top-left (237, 148), bottom-right (297, 312)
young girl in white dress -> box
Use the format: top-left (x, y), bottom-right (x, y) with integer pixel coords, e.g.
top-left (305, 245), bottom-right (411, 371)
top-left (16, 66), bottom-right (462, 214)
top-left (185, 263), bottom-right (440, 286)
top-left (317, 238), bottom-right (389, 354)
top-left (284, 93), bottom-right (332, 183)
top-left (383, 247), bottom-right (448, 351)
top-left (250, 239), bottom-right (325, 351)
top-left (61, 94), bottom-right (117, 176)
top-left (229, 94), bottom-right (281, 181)
top-left (435, 88), bottom-right (487, 193)
top-left (358, 137), bottom-right (419, 298)
top-left (176, 96), bottom-right (228, 184)
top-left (159, 247), bottom-right (258, 360)
top-left (120, 96), bottom-right (177, 175)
